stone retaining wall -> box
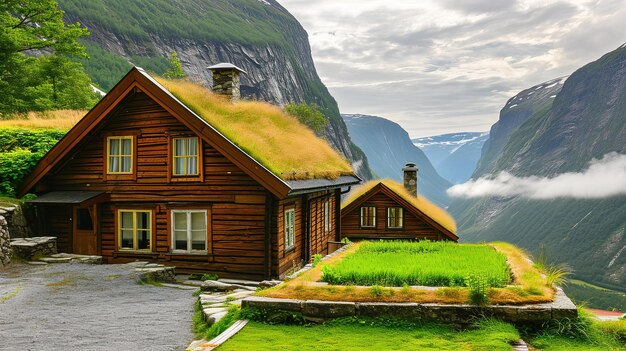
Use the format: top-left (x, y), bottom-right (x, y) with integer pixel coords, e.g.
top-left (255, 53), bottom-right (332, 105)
top-left (0, 205), bottom-right (32, 239)
top-left (0, 216), bottom-right (11, 266)
top-left (242, 288), bottom-right (577, 326)
top-left (11, 237), bottom-right (58, 260)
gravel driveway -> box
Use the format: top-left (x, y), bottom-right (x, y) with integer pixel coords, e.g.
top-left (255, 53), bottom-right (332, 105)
top-left (0, 263), bottom-right (195, 351)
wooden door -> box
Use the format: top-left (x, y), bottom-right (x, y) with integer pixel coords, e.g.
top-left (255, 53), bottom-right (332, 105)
top-left (73, 206), bottom-right (97, 255)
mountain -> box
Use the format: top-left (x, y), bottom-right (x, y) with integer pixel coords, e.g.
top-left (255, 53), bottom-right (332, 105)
top-left (413, 132), bottom-right (488, 184)
top-left (450, 44), bottom-right (626, 291)
top-left (342, 114), bottom-right (452, 206)
top-left (56, 0), bottom-right (372, 180)
top-left (474, 77), bottom-right (567, 176)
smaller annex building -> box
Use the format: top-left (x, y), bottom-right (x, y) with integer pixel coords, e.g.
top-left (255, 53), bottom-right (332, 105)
top-left (340, 165), bottom-right (458, 242)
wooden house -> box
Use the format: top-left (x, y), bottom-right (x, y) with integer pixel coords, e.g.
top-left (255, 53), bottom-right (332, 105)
top-left (340, 165), bottom-right (458, 241)
top-left (17, 66), bottom-right (360, 280)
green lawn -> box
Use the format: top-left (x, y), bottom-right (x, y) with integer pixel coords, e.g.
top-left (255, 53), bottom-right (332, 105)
top-left (217, 319), bottom-right (520, 351)
top-left (321, 241), bottom-right (512, 287)
top-left (564, 279), bottom-right (626, 311)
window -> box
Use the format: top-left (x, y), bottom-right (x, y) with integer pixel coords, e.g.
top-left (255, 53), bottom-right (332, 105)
top-left (387, 207), bottom-right (404, 229)
top-left (76, 208), bottom-right (93, 230)
top-left (107, 136), bottom-right (133, 174)
top-left (118, 210), bottom-right (151, 251)
top-left (324, 200), bottom-right (331, 233)
top-left (173, 137), bottom-right (199, 176)
top-left (360, 206), bottom-right (376, 228)
top-left (171, 210), bottom-right (207, 253)
top-left (284, 208), bottom-right (295, 251)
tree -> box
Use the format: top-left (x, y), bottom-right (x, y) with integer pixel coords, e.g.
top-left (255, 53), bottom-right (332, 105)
top-left (163, 51), bottom-right (185, 78)
top-left (284, 102), bottom-right (328, 133)
top-left (0, 0), bottom-right (97, 114)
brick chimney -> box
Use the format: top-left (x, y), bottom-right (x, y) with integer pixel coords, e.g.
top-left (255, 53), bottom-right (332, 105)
top-left (403, 163), bottom-right (418, 196)
top-left (207, 63), bottom-right (247, 101)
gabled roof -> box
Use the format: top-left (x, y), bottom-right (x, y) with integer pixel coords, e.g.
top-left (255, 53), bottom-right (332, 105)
top-left (17, 67), bottom-right (359, 198)
top-left (341, 179), bottom-right (458, 241)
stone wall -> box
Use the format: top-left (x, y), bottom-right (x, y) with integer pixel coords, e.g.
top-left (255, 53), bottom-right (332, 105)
top-left (242, 288), bottom-right (578, 326)
top-left (0, 216), bottom-right (11, 266)
top-left (0, 205), bottom-right (32, 239)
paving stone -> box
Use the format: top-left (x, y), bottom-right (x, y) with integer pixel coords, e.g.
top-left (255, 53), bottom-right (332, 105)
top-left (27, 261), bottom-right (48, 265)
top-left (217, 278), bottom-right (260, 287)
top-left (224, 290), bottom-right (254, 300)
top-left (125, 261), bottom-right (149, 268)
top-left (40, 257), bottom-right (73, 263)
top-left (201, 280), bottom-right (237, 292)
top-left (200, 294), bottom-right (228, 304)
top-left (207, 311), bottom-right (228, 325)
top-left (181, 280), bottom-right (206, 287)
top-left (203, 307), bottom-right (228, 316)
top-left (160, 283), bottom-right (198, 290)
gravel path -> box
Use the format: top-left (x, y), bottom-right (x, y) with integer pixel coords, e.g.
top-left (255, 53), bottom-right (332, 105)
top-left (0, 263), bottom-right (195, 351)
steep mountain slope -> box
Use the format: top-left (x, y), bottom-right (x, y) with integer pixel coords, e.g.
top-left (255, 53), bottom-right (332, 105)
top-left (474, 77), bottom-right (566, 176)
top-left (450, 45), bottom-right (626, 289)
top-left (437, 134), bottom-right (489, 184)
top-left (343, 114), bottom-right (452, 206)
top-left (57, 0), bottom-right (372, 179)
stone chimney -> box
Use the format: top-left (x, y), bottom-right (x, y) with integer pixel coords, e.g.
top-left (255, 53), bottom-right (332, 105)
top-left (402, 163), bottom-right (418, 196)
top-left (207, 63), bottom-right (247, 101)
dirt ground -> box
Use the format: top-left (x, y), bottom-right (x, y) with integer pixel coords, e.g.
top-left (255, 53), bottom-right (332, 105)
top-left (0, 262), bottom-right (195, 351)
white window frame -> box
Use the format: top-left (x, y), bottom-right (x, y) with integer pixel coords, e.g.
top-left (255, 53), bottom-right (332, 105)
top-left (387, 207), bottom-right (404, 229)
top-left (324, 200), bottom-right (331, 233)
top-left (171, 210), bottom-right (208, 254)
top-left (360, 206), bottom-right (376, 228)
top-left (285, 208), bottom-right (295, 251)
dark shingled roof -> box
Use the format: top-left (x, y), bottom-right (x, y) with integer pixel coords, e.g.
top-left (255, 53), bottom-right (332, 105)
top-left (28, 191), bottom-right (105, 204)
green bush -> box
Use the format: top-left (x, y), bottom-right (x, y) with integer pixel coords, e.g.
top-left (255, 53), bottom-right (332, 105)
top-left (0, 128), bottom-right (65, 197)
top-left (284, 102), bottom-right (328, 133)
top-left (466, 273), bottom-right (491, 305)
top-left (312, 254), bottom-right (323, 267)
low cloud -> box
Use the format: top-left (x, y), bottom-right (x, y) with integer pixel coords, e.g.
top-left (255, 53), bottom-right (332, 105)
top-left (447, 153), bottom-right (626, 199)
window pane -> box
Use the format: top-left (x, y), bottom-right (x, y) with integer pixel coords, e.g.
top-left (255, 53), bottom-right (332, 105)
top-left (109, 138), bottom-right (120, 155)
top-left (174, 139), bottom-right (185, 156)
top-left (175, 158), bottom-right (185, 175)
top-left (121, 229), bottom-right (133, 249)
top-left (137, 212), bottom-right (150, 230)
top-left (188, 138), bottom-right (198, 155)
top-left (191, 230), bottom-right (205, 250)
top-left (120, 212), bottom-right (133, 229)
top-left (121, 138), bottom-right (132, 155)
top-left (173, 212), bottom-right (187, 230)
top-left (137, 230), bottom-right (150, 250)
top-left (121, 156), bottom-right (131, 172)
top-left (191, 212), bottom-right (205, 230)
top-left (188, 156), bottom-right (198, 174)
top-left (174, 230), bottom-right (187, 250)
top-left (109, 156), bottom-right (118, 173)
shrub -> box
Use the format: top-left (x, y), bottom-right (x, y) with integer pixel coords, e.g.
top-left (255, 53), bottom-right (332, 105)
top-left (201, 273), bottom-right (219, 281)
top-left (0, 149), bottom-right (43, 197)
top-left (311, 254), bottom-right (323, 267)
top-left (466, 273), bottom-right (491, 305)
top-left (370, 285), bottom-right (384, 297)
top-left (284, 102), bottom-right (328, 133)
top-left (534, 243), bottom-right (572, 287)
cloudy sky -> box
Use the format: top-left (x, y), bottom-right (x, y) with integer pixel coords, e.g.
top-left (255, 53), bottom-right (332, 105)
top-left (279, 0), bottom-right (625, 137)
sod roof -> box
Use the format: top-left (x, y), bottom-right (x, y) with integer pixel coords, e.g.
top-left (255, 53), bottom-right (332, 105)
top-left (156, 78), bottom-right (354, 181)
top-left (342, 179), bottom-right (457, 234)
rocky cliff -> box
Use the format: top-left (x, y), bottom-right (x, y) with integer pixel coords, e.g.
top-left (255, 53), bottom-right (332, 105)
top-left (342, 114), bottom-right (452, 206)
top-left (450, 44), bottom-right (626, 290)
top-left (58, 0), bottom-right (372, 179)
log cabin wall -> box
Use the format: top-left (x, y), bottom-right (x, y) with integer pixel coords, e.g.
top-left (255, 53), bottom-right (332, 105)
top-left (275, 196), bottom-right (304, 277)
top-left (308, 191), bottom-right (337, 257)
top-left (37, 90), bottom-right (272, 279)
top-left (37, 205), bottom-right (73, 253)
top-left (341, 192), bottom-right (445, 241)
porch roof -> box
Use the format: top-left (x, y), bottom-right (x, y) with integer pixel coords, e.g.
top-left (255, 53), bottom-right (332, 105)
top-left (27, 191), bottom-right (106, 204)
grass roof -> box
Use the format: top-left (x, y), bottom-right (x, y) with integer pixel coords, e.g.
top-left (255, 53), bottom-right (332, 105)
top-left (0, 110), bottom-right (86, 130)
top-left (156, 78), bottom-right (354, 181)
top-left (342, 179), bottom-right (457, 234)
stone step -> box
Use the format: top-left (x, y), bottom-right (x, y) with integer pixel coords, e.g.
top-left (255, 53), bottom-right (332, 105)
top-left (217, 278), bottom-right (261, 287)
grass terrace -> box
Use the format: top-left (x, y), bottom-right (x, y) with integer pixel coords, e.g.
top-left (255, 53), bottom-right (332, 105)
top-left (321, 241), bottom-right (511, 287)
top-left (259, 241), bottom-right (555, 305)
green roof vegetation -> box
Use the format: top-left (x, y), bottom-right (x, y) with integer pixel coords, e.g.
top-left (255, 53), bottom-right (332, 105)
top-left (342, 179), bottom-right (457, 234)
top-left (321, 241), bottom-right (511, 287)
top-left (157, 77), bottom-right (354, 181)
